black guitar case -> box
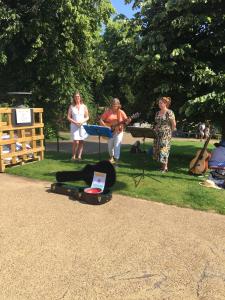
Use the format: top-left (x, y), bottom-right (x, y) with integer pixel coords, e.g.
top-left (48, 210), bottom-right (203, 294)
top-left (56, 160), bottom-right (116, 188)
top-left (55, 160), bottom-right (115, 204)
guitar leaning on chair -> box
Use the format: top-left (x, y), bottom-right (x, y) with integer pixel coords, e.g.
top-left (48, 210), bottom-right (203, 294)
top-left (103, 112), bottom-right (140, 136)
top-left (189, 135), bottom-right (211, 175)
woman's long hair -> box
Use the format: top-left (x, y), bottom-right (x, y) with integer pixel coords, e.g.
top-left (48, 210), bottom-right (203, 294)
top-left (111, 98), bottom-right (121, 109)
top-left (72, 91), bottom-right (84, 105)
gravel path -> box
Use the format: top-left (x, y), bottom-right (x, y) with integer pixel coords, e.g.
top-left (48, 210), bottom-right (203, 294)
top-left (1, 172), bottom-right (225, 299)
top-left (1, 133), bottom-right (224, 299)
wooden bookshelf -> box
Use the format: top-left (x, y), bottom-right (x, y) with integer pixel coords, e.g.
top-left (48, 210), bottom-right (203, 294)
top-left (0, 108), bottom-right (45, 172)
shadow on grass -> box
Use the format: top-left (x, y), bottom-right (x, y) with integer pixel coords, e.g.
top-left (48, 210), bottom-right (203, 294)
top-left (45, 151), bottom-right (108, 163)
top-left (45, 143), bottom-right (201, 182)
top-left (45, 142), bottom-right (204, 183)
top-left (120, 143), bottom-right (200, 171)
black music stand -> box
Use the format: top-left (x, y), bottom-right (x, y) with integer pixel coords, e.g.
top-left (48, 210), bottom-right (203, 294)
top-left (127, 126), bottom-right (155, 187)
top-left (83, 125), bottom-right (113, 160)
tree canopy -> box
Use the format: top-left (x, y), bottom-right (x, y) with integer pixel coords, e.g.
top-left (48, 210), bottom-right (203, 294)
top-left (0, 0), bottom-right (114, 110)
top-left (0, 0), bottom-right (224, 135)
top-left (94, 15), bottom-right (140, 113)
top-left (123, 1), bottom-right (224, 120)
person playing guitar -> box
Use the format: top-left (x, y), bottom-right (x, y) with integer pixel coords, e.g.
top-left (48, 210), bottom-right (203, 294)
top-left (99, 98), bottom-right (131, 166)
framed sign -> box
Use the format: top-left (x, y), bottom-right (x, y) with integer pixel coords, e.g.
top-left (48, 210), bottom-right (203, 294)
top-left (91, 171), bottom-right (106, 191)
top-left (11, 108), bottom-right (34, 127)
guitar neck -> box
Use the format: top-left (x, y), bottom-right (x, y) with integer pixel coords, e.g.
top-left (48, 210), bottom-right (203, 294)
top-left (198, 135), bottom-right (211, 158)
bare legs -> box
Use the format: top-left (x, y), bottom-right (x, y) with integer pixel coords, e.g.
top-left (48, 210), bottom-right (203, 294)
top-left (77, 141), bottom-right (84, 159)
top-left (72, 140), bottom-right (84, 160)
top-left (161, 162), bottom-right (168, 172)
top-left (72, 140), bottom-right (78, 159)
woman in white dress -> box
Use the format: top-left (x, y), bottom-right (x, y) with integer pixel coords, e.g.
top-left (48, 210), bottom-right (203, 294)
top-left (67, 92), bottom-right (89, 160)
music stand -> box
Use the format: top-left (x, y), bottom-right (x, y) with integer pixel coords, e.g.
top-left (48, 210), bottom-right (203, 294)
top-left (127, 126), bottom-right (155, 186)
top-left (83, 125), bottom-right (113, 160)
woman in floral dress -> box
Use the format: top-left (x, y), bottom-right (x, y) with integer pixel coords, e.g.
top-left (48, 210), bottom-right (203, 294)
top-left (153, 97), bottom-right (176, 172)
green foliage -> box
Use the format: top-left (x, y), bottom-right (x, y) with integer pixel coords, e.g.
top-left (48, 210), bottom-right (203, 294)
top-left (1, 0), bottom-right (224, 136)
top-left (100, 0), bottom-right (225, 129)
top-left (44, 122), bottom-right (58, 140)
top-left (0, 102), bottom-right (9, 107)
top-left (0, 1), bottom-right (20, 65)
top-left (117, 0), bottom-right (225, 129)
top-left (95, 15), bottom-right (139, 114)
top-left (0, 0), bottom-right (114, 123)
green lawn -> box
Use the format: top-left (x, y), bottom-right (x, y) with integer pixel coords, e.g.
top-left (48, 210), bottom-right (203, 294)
top-left (45, 131), bottom-right (71, 142)
top-left (5, 140), bottom-right (225, 214)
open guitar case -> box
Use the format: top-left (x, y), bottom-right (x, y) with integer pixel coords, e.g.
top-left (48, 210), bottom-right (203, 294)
top-left (51, 160), bottom-right (116, 205)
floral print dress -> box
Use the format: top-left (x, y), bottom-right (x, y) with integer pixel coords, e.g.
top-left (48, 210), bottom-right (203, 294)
top-left (153, 110), bottom-right (175, 164)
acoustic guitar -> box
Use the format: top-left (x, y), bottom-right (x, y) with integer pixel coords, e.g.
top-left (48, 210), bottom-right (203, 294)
top-left (103, 112), bottom-right (140, 134)
top-left (189, 135), bottom-right (211, 175)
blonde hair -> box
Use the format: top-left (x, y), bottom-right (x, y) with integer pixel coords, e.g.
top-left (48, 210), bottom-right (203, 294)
top-left (159, 96), bottom-right (171, 108)
top-left (72, 91), bottom-right (83, 105)
top-left (111, 98), bottom-right (121, 109)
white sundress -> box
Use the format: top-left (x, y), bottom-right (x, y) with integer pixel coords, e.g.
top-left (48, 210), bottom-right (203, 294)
top-left (70, 104), bottom-right (88, 141)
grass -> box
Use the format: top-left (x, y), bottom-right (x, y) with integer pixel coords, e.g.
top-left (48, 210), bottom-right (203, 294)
top-left (5, 140), bottom-right (225, 214)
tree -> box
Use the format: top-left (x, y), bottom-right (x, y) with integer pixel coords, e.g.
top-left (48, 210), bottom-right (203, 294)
top-left (95, 14), bottom-right (140, 114)
top-left (126, 0), bottom-right (225, 136)
top-left (0, 0), bottom-right (114, 127)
